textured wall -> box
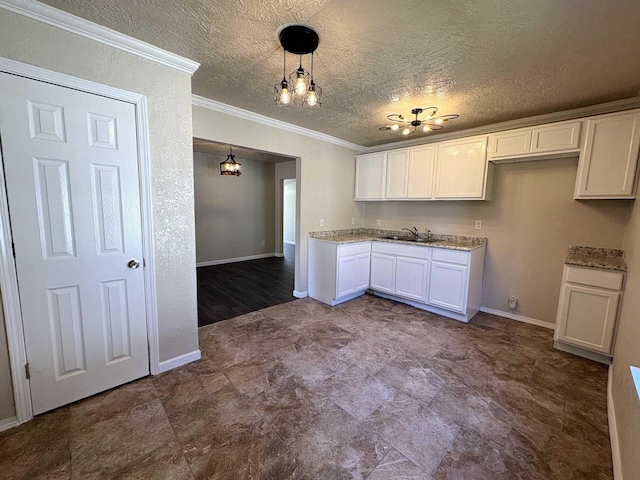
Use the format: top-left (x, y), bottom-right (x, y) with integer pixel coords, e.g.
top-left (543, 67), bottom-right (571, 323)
top-left (193, 106), bottom-right (362, 293)
top-left (0, 293), bottom-right (15, 422)
top-left (0, 11), bottom-right (199, 363)
top-left (275, 161), bottom-right (297, 255)
top-left (194, 152), bottom-right (275, 263)
top-left (364, 158), bottom-right (631, 324)
top-left (612, 197), bottom-right (640, 478)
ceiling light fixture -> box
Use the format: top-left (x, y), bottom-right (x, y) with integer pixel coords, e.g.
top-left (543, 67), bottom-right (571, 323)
top-left (380, 107), bottom-right (459, 135)
top-left (220, 146), bottom-right (241, 176)
top-left (274, 24), bottom-right (322, 108)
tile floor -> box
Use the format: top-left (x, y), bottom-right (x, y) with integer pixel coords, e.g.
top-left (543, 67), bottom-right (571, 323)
top-left (0, 294), bottom-right (612, 479)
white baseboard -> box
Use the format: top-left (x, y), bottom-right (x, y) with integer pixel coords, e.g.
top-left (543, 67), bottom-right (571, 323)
top-left (0, 416), bottom-right (18, 432)
top-left (196, 253), bottom-right (275, 267)
top-left (293, 290), bottom-right (308, 298)
top-left (608, 367), bottom-right (623, 480)
top-left (156, 349), bottom-right (201, 374)
top-left (275, 253), bottom-right (284, 258)
top-left (284, 240), bottom-right (296, 245)
top-left (479, 307), bottom-right (555, 329)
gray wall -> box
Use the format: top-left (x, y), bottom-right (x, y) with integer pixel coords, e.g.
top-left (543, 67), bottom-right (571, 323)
top-left (284, 180), bottom-right (296, 245)
top-left (0, 293), bottom-right (15, 422)
top-left (364, 157), bottom-right (632, 324)
top-left (612, 195), bottom-right (640, 478)
top-left (0, 11), bottom-right (199, 367)
top-left (194, 152), bottom-right (276, 263)
top-left (275, 161), bottom-right (297, 255)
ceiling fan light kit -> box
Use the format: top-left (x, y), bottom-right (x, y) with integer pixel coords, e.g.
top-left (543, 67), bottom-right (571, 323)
top-left (274, 24), bottom-right (322, 108)
top-left (380, 107), bottom-right (459, 135)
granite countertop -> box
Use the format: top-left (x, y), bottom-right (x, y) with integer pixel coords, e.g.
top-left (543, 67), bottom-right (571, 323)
top-left (564, 245), bottom-right (627, 272)
top-left (308, 228), bottom-right (487, 251)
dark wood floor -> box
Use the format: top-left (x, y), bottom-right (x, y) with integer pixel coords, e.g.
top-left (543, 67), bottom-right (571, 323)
top-left (197, 244), bottom-right (295, 327)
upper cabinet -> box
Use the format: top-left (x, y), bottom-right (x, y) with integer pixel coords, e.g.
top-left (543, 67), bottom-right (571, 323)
top-left (434, 136), bottom-right (491, 200)
top-left (354, 152), bottom-right (386, 200)
top-left (574, 111), bottom-right (640, 199)
top-left (487, 120), bottom-right (581, 161)
top-left (385, 149), bottom-right (409, 199)
top-left (407, 145), bottom-right (436, 198)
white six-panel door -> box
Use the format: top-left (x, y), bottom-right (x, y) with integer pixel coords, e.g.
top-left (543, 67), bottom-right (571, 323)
top-left (0, 72), bottom-right (149, 415)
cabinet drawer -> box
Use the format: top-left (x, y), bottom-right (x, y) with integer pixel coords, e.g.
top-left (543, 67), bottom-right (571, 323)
top-left (338, 242), bottom-right (371, 257)
top-left (431, 248), bottom-right (469, 265)
top-left (565, 265), bottom-right (624, 290)
top-left (371, 241), bottom-right (430, 259)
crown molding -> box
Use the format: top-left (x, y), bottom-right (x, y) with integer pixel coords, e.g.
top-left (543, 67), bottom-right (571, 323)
top-left (192, 95), bottom-right (367, 153)
top-left (367, 96), bottom-right (640, 152)
top-left (0, 0), bottom-right (199, 75)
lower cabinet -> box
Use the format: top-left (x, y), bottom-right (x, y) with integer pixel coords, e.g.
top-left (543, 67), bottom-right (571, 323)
top-left (554, 265), bottom-right (624, 362)
top-left (309, 239), bottom-right (371, 306)
top-left (309, 239), bottom-right (486, 322)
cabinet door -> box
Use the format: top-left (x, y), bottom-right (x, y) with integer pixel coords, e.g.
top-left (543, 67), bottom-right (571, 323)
top-left (435, 137), bottom-right (488, 199)
top-left (488, 129), bottom-right (532, 159)
top-left (355, 152), bottom-right (386, 200)
top-left (427, 261), bottom-right (468, 313)
top-left (395, 257), bottom-right (429, 302)
top-left (575, 112), bottom-right (640, 198)
top-left (531, 121), bottom-right (581, 154)
top-left (407, 145), bottom-right (436, 198)
top-left (556, 284), bottom-right (619, 354)
top-left (336, 256), bottom-right (357, 298)
top-left (354, 253), bottom-right (371, 292)
top-left (370, 253), bottom-right (396, 294)
top-left (385, 149), bottom-right (409, 199)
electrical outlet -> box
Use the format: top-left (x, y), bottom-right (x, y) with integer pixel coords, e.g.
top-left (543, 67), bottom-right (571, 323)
top-left (376, 219), bottom-right (381, 227)
top-left (351, 217), bottom-right (356, 225)
top-left (261, 240), bottom-right (265, 246)
top-left (508, 295), bottom-right (517, 310)
top-left (320, 218), bottom-right (325, 226)
top-left (475, 220), bottom-right (482, 230)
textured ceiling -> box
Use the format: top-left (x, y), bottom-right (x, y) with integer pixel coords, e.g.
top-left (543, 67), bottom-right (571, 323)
top-left (193, 137), bottom-right (295, 163)
top-left (39, 0), bottom-right (640, 147)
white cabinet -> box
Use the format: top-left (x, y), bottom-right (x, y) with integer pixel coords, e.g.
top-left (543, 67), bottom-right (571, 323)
top-left (427, 248), bottom-right (470, 313)
top-left (434, 136), bottom-right (491, 199)
top-left (308, 239), bottom-right (371, 306)
top-left (355, 152), bottom-right (386, 200)
top-left (488, 120), bottom-right (581, 161)
top-left (370, 242), bottom-right (430, 302)
top-left (574, 111), bottom-right (640, 199)
top-left (407, 145), bottom-right (436, 199)
top-left (385, 149), bottom-right (409, 199)
top-left (554, 265), bottom-right (625, 361)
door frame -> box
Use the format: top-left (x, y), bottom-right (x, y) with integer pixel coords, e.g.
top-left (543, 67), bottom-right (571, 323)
top-left (0, 57), bottom-right (160, 424)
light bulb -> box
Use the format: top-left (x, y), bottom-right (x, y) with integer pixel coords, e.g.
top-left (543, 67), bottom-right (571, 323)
top-left (423, 125), bottom-right (431, 132)
top-left (391, 124), bottom-right (399, 131)
top-left (434, 118), bottom-right (443, 124)
top-left (307, 90), bottom-right (318, 106)
top-left (402, 127), bottom-right (411, 135)
top-left (280, 87), bottom-right (291, 105)
top-left (295, 77), bottom-right (307, 96)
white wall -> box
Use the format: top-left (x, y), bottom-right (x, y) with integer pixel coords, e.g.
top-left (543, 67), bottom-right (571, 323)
top-left (611, 197), bottom-right (640, 478)
top-left (192, 105), bottom-right (362, 294)
top-left (194, 152), bottom-right (275, 263)
top-left (0, 11), bottom-right (199, 367)
top-left (275, 161), bottom-right (297, 256)
top-left (284, 179), bottom-right (296, 245)
top-left (364, 158), bottom-right (631, 324)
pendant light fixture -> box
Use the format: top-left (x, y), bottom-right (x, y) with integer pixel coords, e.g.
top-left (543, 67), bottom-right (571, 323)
top-left (380, 107), bottom-right (459, 135)
top-left (220, 146), bottom-right (241, 176)
top-left (274, 24), bottom-right (322, 108)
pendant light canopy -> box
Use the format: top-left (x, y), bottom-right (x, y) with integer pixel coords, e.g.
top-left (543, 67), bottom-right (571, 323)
top-left (274, 24), bottom-right (322, 108)
top-left (220, 146), bottom-right (241, 176)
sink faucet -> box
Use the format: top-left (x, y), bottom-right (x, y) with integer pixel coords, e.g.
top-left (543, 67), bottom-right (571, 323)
top-left (402, 226), bottom-right (420, 239)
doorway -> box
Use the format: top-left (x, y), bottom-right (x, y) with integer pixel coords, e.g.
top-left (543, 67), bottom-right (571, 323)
top-left (192, 139), bottom-right (298, 326)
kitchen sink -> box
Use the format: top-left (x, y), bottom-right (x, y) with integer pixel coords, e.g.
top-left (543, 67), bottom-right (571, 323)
top-left (380, 236), bottom-right (433, 243)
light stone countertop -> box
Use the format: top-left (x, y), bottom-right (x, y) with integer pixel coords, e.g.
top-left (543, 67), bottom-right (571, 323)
top-left (564, 245), bottom-right (627, 272)
top-left (308, 228), bottom-right (487, 251)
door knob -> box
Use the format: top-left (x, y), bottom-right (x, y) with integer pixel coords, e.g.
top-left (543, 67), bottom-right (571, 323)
top-left (128, 259), bottom-right (141, 269)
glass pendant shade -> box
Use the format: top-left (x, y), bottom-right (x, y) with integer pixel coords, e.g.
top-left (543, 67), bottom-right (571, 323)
top-left (220, 147), bottom-right (241, 176)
